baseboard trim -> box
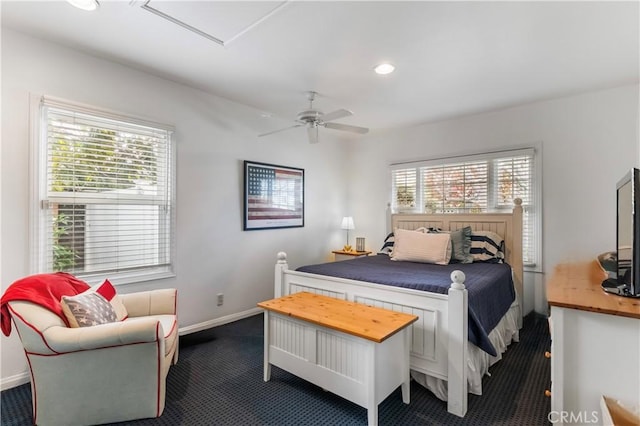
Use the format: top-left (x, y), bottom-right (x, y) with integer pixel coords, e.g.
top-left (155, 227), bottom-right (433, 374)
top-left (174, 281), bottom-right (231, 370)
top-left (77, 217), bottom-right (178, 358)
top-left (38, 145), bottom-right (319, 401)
top-left (1, 371), bottom-right (30, 391)
top-left (178, 307), bottom-right (262, 335)
top-left (1, 308), bottom-right (263, 391)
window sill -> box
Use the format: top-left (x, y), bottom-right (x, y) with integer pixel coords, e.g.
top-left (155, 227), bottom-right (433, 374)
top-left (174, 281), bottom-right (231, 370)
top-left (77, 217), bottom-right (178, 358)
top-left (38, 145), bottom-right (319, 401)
top-left (524, 264), bottom-right (543, 274)
top-left (78, 268), bottom-right (176, 287)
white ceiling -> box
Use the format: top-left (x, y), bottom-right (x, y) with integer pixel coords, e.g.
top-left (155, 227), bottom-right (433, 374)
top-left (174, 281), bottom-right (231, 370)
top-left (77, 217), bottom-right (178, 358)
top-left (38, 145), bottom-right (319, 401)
top-left (2, 0), bottom-right (639, 137)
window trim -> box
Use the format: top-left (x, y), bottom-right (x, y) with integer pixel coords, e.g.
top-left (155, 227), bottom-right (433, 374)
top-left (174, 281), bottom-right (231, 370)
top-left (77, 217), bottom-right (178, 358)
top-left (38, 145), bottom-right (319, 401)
top-left (29, 94), bottom-right (177, 285)
top-left (390, 144), bottom-right (542, 273)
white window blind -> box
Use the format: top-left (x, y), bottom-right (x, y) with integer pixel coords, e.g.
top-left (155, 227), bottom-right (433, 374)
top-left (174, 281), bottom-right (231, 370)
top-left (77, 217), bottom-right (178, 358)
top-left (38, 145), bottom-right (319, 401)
top-left (35, 97), bottom-right (175, 282)
top-left (392, 168), bottom-right (417, 209)
top-left (493, 154), bottom-right (535, 264)
top-left (423, 161), bottom-right (488, 213)
top-left (391, 148), bottom-right (539, 266)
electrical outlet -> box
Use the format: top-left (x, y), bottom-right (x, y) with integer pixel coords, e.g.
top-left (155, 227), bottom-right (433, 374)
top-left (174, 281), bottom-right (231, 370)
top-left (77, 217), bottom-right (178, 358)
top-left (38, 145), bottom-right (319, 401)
top-left (217, 293), bottom-right (224, 306)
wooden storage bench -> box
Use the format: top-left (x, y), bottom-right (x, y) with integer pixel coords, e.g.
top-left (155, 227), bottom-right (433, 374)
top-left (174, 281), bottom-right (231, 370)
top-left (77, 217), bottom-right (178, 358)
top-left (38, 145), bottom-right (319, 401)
top-left (258, 291), bottom-right (418, 426)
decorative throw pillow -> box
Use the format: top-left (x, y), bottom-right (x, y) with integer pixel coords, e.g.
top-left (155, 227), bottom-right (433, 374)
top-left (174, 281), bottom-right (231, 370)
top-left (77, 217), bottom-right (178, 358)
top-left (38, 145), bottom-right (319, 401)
top-left (391, 228), bottom-right (452, 265)
top-left (470, 230), bottom-right (505, 263)
top-left (378, 227), bottom-right (430, 255)
top-left (378, 232), bottom-right (395, 255)
top-left (61, 292), bottom-right (118, 328)
top-left (428, 226), bottom-right (474, 264)
top-left (92, 279), bottom-right (128, 321)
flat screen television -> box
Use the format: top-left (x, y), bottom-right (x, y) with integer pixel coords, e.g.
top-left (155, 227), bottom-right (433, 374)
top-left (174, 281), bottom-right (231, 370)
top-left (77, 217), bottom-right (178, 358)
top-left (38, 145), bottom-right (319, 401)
top-left (602, 167), bottom-right (640, 297)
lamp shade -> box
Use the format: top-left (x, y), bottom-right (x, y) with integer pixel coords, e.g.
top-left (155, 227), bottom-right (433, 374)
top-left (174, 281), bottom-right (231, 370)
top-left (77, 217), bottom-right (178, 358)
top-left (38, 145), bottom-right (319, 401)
top-left (341, 216), bottom-right (355, 230)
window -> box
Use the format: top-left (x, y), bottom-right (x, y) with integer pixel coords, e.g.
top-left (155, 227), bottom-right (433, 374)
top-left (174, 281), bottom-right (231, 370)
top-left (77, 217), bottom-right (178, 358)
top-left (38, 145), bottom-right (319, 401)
top-left (390, 148), bottom-right (540, 267)
top-left (33, 96), bottom-right (175, 283)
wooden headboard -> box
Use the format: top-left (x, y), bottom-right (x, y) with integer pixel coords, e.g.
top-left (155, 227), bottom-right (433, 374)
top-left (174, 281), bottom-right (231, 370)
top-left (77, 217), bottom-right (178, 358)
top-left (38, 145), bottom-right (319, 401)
top-left (389, 200), bottom-right (524, 317)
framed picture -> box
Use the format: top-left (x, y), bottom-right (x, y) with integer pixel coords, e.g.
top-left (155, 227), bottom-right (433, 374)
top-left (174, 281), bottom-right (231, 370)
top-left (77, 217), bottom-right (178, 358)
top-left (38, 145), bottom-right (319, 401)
top-left (243, 160), bottom-right (304, 230)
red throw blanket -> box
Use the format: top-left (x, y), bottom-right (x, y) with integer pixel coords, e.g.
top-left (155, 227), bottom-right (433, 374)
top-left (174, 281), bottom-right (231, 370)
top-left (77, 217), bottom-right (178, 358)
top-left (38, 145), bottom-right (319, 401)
top-left (0, 272), bottom-right (90, 336)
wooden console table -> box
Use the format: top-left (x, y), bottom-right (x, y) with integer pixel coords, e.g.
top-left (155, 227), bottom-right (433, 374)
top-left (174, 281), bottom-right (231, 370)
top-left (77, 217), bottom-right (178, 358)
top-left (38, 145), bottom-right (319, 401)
top-left (258, 292), bottom-right (418, 426)
top-left (547, 261), bottom-right (640, 425)
top-left (547, 261), bottom-right (640, 318)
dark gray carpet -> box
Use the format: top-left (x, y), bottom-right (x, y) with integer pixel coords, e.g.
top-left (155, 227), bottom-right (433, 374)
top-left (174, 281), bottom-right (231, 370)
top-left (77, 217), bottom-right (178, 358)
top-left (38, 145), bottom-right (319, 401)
top-left (1, 313), bottom-right (551, 425)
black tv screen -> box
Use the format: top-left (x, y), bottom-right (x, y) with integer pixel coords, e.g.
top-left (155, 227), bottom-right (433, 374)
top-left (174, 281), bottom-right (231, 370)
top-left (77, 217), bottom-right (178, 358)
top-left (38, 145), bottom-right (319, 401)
top-left (617, 167), bottom-right (640, 297)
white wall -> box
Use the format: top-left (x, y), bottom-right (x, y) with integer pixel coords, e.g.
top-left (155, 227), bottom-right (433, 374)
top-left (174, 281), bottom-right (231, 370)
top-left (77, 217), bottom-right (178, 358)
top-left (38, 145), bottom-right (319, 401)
top-left (3, 27), bottom-right (639, 390)
top-left (0, 29), bottom-right (350, 387)
top-left (349, 85), bottom-right (639, 315)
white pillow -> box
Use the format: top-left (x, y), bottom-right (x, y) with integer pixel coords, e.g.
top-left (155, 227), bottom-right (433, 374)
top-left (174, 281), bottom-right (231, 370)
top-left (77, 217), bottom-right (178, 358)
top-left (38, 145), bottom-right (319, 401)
top-left (391, 228), bottom-right (452, 265)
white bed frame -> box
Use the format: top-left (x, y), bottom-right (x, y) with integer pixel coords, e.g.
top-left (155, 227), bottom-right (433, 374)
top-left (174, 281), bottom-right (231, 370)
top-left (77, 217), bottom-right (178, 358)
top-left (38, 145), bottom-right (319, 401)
top-left (273, 200), bottom-right (523, 418)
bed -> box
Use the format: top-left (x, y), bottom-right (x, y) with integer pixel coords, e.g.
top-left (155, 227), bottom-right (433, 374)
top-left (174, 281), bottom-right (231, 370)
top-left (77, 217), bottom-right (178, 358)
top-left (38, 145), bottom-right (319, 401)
top-left (273, 200), bottom-right (523, 417)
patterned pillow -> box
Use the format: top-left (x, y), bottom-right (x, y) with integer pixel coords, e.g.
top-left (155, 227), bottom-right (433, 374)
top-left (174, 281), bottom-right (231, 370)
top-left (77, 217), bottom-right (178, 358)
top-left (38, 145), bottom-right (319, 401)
top-left (470, 230), bottom-right (505, 263)
top-left (61, 292), bottom-right (118, 328)
top-left (378, 232), bottom-right (395, 255)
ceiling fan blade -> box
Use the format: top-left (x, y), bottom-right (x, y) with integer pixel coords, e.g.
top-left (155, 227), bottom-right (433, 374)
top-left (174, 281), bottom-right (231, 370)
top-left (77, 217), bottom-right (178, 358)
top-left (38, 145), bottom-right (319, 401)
top-left (307, 125), bottom-right (319, 144)
top-left (324, 122), bottom-right (369, 134)
top-left (258, 124), bottom-right (303, 137)
top-left (320, 109), bottom-right (352, 123)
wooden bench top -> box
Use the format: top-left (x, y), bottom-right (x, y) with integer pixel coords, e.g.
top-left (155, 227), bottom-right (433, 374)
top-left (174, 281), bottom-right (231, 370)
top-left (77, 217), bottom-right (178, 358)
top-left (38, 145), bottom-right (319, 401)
top-left (257, 292), bottom-right (418, 343)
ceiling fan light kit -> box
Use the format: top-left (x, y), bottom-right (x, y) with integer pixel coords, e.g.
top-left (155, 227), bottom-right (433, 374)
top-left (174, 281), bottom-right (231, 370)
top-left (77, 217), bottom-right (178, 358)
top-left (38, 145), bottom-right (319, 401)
top-left (259, 91), bottom-right (369, 144)
top-left (374, 63), bottom-right (395, 75)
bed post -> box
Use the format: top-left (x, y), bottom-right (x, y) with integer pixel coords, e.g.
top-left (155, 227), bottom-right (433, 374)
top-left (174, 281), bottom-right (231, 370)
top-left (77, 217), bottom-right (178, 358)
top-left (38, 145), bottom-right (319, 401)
top-left (386, 202), bottom-right (392, 234)
top-left (448, 270), bottom-right (468, 417)
top-left (512, 198), bottom-right (524, 328)
top-left (274, 252), bottom-right (289, 298)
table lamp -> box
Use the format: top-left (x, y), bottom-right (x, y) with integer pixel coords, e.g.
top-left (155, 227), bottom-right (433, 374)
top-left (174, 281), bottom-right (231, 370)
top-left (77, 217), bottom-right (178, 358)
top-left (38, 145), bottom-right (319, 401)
top-left (341, 216), bottom-right (355, 251)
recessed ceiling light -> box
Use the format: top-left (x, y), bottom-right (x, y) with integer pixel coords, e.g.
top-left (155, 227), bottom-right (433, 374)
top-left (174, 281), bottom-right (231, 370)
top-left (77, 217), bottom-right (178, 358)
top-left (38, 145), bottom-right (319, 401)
top-left (374, 63), bottom-right (395, 75)
top-left (66, 0), bottom-right (99, 11)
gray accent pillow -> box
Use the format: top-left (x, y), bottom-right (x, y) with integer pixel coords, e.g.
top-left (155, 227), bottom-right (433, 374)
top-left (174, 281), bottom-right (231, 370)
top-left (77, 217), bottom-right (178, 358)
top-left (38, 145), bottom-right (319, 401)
top-left (450, 226), bottom-right (474, 264)
top-left (428, 226), bottom-right (473, 264)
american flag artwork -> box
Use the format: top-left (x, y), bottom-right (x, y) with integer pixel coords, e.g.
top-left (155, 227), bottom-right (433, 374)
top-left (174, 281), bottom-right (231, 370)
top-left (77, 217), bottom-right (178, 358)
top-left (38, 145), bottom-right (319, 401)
top-left (244, 161), bottom-right (304, 230)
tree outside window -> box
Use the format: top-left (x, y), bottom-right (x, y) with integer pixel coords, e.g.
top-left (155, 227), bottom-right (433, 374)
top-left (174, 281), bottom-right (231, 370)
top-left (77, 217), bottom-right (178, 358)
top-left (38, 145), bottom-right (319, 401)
top-left (38, 100), bottom-right (174, 280)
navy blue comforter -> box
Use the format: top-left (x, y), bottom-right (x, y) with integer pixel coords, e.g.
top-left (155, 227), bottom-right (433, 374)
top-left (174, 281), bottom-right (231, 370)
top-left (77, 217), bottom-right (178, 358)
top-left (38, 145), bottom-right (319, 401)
top-left (297, 255), bottom-right (515, 356)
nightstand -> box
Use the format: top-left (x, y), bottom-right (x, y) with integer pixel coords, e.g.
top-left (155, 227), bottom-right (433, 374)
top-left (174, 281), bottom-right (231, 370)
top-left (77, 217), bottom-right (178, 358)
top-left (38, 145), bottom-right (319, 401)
top-left (332, 250), bottom-right (371, 261)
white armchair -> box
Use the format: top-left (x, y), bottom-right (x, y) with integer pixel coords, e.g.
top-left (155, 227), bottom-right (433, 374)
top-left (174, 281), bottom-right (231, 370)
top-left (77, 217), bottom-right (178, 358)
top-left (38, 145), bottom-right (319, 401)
top-left (7, 288), bottom-right (178, 426)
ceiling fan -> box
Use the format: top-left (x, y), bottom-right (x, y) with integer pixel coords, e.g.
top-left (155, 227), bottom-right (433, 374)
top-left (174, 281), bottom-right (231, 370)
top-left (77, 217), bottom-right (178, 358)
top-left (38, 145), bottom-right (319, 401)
top-left (258, 91), bottom-right (369, 144)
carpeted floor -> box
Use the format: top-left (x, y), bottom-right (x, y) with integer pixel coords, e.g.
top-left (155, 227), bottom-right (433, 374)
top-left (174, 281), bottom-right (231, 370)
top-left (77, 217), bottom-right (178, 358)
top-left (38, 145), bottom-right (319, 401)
top-left (1, 312), bottom-right (551, 425)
